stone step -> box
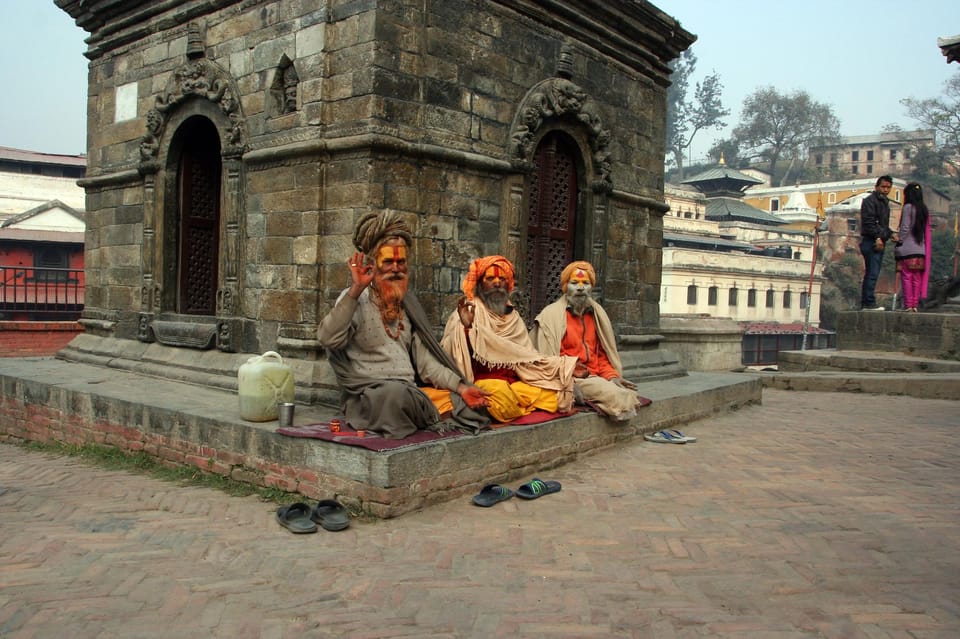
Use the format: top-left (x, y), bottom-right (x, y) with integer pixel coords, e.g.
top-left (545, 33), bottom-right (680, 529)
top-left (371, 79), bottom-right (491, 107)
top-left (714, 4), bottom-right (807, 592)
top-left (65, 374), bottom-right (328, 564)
top-left (0, 357), bottom-right (761, 519)
top-left (779, 348), bottom-right (960, 374)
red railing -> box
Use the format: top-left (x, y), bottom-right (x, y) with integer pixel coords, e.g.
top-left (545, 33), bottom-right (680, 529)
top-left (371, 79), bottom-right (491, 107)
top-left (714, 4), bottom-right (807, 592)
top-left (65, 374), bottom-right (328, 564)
top-left (0, 266), bottom-right (84, 320)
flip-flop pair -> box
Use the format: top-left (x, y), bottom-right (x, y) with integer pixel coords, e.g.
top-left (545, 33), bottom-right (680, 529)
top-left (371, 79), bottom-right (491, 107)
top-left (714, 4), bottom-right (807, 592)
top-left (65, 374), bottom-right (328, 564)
top-left (643, 429), bottom-right (697, 444)
top-left (275, 499), bottom-right (350, 533)
top-left (471, 478), bottom-right (562, 507)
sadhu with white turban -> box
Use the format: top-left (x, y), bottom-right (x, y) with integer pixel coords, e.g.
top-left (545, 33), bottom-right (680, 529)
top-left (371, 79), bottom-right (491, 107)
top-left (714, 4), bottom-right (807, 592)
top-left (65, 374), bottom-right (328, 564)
top-left (530, 260), bottom-right (651, 422)
top-left (317, 211), bottom-right (490, 439)
top-left (440, 255), bottom-right (577, 422)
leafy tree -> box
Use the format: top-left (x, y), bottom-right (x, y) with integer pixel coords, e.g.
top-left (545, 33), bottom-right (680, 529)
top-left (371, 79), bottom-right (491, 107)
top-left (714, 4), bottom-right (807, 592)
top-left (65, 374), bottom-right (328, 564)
top-left (731, 87), bottom-right (840, 185)
top-left (665, 50), bottom-right (729, 180)
top-left (902, 72), bottom-right (960, 187)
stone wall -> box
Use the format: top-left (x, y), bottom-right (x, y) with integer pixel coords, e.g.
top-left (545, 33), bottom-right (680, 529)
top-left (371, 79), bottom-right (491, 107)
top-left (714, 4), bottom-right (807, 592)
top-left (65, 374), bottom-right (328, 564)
top-left (659, 315), bottom-right (745, 372)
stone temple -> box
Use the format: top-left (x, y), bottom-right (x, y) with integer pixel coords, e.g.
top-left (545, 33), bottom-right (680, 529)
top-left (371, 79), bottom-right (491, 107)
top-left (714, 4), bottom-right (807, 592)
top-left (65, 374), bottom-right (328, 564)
top-left (53, 0), bottom-right (694, 400)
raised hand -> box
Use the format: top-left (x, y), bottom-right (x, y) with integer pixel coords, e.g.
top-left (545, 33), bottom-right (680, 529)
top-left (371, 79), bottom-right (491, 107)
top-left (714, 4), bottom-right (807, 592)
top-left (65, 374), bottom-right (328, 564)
top-left (457, 296), bottom-right (476, 329)
top-left (347, 251), bottom-right (375, 298)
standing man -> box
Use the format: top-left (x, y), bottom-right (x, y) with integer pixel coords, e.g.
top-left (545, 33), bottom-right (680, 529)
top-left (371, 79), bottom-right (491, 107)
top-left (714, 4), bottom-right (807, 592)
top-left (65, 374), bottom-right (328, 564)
top-left (859, 175), bottom-right (896, 310)
top-left (531, 261), bottom-right (649, 422)
top-left (440, 255), bottom-right (577, 423)
top-left (317, 211), bottom-right (489, 439)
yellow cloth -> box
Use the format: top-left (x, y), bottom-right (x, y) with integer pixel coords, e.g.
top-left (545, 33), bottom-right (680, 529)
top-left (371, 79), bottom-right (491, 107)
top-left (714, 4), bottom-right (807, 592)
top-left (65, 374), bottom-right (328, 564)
top-left (476, 379), bottom-right (559, 422)
top-left (419, 386), bottom-right (453, 416)
top-left (440, 298), bottom-right (577, 413)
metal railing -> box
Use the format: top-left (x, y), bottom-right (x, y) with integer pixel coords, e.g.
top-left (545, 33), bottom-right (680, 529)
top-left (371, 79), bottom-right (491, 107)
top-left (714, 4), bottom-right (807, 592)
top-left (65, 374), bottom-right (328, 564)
top-left (0, 266), bottom-right (84, 320)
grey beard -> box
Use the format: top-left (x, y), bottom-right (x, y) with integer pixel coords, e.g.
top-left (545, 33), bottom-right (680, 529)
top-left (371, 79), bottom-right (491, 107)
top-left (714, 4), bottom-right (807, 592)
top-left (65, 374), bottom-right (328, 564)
top-left (480, 289), bottom-right (509, 316)
top-left (567, 293), bottom-right (590, 315)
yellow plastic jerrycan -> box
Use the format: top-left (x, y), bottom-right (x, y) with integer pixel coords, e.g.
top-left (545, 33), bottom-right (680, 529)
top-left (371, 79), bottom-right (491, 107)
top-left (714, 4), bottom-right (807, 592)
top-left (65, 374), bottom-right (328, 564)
top-left (238, 351), bottom-right (295, 422)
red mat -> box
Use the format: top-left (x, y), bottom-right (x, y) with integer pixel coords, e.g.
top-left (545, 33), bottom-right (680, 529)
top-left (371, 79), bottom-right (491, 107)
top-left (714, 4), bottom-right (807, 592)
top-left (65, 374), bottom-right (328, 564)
top-left (276, 421), bottom-right (466, 451)
top-left (276, 410), bottom-right (580, 451)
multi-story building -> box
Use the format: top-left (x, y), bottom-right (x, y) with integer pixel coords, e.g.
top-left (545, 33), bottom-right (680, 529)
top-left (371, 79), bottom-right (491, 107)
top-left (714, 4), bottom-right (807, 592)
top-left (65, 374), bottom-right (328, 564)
top-left (662, 164), bottom-right (830, 367)
top-left (0, 147), bottom-right (86, 353)
top-left (807, 130), bottom-right (935, 179)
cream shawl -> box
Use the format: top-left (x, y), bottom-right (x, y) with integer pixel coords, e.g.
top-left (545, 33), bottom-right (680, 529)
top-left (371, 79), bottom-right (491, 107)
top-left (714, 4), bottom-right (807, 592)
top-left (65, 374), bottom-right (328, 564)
top-left (441, 299), bottom-right (577, 411)
top-left (531, 296), bottom-right (623, 376)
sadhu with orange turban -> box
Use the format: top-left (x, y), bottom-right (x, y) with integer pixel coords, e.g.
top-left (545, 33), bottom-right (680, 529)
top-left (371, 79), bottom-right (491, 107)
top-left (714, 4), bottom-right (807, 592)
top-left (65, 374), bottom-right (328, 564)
top-left (441, 255), bottom-right (577, 422)
top-left (530, 260), bottom-right (651, 422)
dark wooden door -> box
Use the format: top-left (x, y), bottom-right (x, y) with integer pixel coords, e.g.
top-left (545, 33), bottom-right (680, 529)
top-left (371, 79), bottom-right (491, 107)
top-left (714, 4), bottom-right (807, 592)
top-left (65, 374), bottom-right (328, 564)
top-left (176, 130), bottom-right (221, 315)
top-left (526, 131), bottom-right (579, 319)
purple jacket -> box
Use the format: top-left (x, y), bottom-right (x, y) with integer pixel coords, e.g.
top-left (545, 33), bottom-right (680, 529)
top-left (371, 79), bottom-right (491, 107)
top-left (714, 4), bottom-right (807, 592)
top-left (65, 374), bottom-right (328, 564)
top-left (894, 204), bottom-right (925, 258)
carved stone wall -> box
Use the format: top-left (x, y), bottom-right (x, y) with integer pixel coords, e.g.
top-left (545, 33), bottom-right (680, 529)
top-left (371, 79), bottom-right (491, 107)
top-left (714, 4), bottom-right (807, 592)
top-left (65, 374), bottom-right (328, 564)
top-left (63, 0), bottom-right (694, 400)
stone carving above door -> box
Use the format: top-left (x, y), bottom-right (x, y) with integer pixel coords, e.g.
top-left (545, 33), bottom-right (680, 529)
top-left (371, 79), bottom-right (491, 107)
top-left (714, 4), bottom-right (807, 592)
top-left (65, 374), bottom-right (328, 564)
top-left (139, 26), bottom-right (245, 163)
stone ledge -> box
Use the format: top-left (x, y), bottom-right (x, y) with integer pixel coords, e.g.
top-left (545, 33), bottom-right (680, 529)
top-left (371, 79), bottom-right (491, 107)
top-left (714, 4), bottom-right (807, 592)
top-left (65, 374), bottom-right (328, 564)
top-left (0, 357), bottom-right (760, 518)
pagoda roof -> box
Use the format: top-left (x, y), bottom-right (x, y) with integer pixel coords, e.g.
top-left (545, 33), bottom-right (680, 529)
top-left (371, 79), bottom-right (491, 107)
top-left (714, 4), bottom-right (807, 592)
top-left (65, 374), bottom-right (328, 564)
top-left (706, 198), bottom-right (785, 225)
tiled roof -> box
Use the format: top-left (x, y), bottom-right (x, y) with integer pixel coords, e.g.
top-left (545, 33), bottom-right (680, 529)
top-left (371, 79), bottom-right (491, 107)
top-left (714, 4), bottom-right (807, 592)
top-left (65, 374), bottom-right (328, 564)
top-left (740, 321), bottom-right (834, 335)
top-left (0, 146), bottom-right (86, 167)
top-left (663, 231), bottom-right (756, 252)
top-left (706, 198), bottom-right (785, 225)
top-left (681, 166), bottom-right (764, 185)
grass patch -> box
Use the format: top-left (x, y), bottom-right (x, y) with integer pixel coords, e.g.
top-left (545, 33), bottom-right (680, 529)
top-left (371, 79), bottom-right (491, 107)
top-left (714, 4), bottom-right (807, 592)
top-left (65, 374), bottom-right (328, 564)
top-left (19, 440), bottom-right (298, 504)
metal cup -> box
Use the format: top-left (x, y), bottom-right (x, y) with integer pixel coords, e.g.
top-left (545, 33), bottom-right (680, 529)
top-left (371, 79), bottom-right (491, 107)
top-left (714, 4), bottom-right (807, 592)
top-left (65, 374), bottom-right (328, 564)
top-left (278, 402), bottom-right (295, 427)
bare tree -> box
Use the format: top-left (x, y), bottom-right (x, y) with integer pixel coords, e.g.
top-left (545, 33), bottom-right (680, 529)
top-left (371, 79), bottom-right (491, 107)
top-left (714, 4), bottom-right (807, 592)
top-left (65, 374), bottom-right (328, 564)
top-left (665, 50), bottom-right (729, 180)
top-left (902, 72), bottom-right (960, 187)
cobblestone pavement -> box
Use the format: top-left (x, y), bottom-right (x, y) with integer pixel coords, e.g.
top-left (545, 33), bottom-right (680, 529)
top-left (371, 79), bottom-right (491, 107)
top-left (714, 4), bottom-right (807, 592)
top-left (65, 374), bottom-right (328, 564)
top-left (1, 389), bottom-right (958, 639)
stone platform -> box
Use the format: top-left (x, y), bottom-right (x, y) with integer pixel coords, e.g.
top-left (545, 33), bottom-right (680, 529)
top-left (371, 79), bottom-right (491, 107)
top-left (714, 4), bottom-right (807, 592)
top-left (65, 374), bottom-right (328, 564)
top-left (0, 356), bottom-right (760, 518)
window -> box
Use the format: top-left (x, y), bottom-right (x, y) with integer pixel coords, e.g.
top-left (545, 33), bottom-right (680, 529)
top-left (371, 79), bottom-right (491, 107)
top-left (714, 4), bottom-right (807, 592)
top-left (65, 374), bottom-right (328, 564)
top-left (747, 288), bottom-right (757, 307)
top-left (828, 192), bottom-right (837, 203)
top-left (866, 164), bottom-right (873, 174)
top-left (890, 149), bottom-right (897, 160)
top-left (687, 285), bottom-right (698, 305)
top-left (684, 211), bottom-right (693, 219)
top-left (783, 290), bottom-right (792, 309)
top-left (765, 288), bottom-right (775, 308)
top-left (33, 248), bottom-right (71, 283)
top-left (815, 154), bottom-right (823, 166)
top-left (852, 150), bottom-right (859, 161)
top-left (830, 153), bottom-right (838, 165)
top-left (800, 292), bottom-right (808, 308)
top-left (708, 286), bottom-right (718, 305)
top-left (728, 287), bottom-right (739, 306)
top-left (852, 165), bottom-right (858, 174)
top-left (770, 198), bottom-right (780, 212)
top-left (905, 149), bottom-right (911, 159)
top-left (867, 150), bottom-right (874, 161)
top-left (847, 219), bottom-right (859, 232)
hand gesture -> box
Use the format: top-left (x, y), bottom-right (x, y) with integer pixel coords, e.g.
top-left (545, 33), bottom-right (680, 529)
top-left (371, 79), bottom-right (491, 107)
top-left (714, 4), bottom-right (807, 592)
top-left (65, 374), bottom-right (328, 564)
top-left (457, 382), bottom-right (490, 409)
top-left (347, 251), bottom-right (374, 298)
top-left (611, 376), bottom-right (637, 390)
top-left (457, 296), bottom-right (476, 329)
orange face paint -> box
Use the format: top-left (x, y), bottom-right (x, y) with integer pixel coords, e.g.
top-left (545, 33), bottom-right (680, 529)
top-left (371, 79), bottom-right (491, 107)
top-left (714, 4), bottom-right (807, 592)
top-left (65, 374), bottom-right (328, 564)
top-left (569, 269), bottom-right (591, 286)
top-left (376, 244), bottom-right (407, 270)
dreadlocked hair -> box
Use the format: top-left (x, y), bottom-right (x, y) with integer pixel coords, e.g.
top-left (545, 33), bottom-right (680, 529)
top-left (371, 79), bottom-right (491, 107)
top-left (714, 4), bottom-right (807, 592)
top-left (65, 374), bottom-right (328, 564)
top-left (353, 211), bottom-right (413, 256)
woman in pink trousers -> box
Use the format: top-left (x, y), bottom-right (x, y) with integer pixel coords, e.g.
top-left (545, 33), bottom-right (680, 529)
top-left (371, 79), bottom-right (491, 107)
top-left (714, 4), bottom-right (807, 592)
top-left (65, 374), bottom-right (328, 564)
top-left (894, 182), bottom-right (931, 312)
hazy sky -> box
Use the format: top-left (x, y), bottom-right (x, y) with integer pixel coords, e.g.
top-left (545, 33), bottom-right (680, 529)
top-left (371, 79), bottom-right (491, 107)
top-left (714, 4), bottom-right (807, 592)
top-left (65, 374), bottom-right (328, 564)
top-left (1, 0), bottom-right (958, 159)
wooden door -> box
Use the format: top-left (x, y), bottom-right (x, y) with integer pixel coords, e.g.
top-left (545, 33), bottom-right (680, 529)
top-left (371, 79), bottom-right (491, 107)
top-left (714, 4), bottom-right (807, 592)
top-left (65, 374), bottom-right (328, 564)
top-left (525, 131), bottom-right (579, 319)
top-left (176, 123), bottom-right (221, 315)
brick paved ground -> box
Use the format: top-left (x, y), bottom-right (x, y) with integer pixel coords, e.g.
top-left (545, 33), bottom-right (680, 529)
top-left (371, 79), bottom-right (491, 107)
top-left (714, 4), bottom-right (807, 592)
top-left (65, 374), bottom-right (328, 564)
top-left (1, 389), bottom-right (958, 638)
